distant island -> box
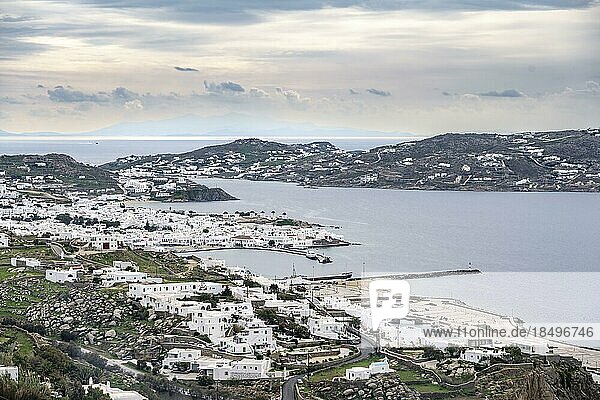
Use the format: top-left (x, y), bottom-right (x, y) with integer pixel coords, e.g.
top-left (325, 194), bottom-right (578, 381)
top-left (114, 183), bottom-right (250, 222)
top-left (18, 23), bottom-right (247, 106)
top-left (103, 129), bottom-right (600, 192)
top-left (0, 153), bottom-right (236, 202)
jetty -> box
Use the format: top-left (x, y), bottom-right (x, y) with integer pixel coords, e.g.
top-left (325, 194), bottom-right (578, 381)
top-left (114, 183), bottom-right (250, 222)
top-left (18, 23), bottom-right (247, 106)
top-left (347, 268), bottom-right (482, 281)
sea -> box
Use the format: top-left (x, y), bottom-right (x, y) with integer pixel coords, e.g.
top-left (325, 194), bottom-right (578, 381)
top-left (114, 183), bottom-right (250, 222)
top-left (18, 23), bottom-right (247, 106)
top-left (2, 139), bottom-right (599, 335)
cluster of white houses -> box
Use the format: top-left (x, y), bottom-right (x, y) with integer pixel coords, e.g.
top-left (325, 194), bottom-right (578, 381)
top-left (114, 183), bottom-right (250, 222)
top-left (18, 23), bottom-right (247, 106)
top-left (161, 348), bottom-right (274, 380)
top-left (0, 194), bottom-right (342, 252)
top-left (45, 260), bottom-right (162, 286)
top-left (128, 280), bottom-right (278, 354)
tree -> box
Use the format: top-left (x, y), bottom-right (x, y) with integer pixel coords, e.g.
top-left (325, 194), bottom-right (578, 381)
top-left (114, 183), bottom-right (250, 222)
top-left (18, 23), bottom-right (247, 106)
top-left (0, 373), bottom-right (51, 400)
top-left (82, 388), bottom-right (111, 400)
top-left (196, 375), bottom-right (214, 386)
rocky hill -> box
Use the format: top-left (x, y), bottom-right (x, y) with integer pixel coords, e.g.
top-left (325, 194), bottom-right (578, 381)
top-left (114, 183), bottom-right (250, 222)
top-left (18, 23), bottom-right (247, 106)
top-left (155, 184), bottom-right (238, 202)
top-left (0, 153), bottom-right (121, 193)
top-left (103, 129), bottom-right (600, 192)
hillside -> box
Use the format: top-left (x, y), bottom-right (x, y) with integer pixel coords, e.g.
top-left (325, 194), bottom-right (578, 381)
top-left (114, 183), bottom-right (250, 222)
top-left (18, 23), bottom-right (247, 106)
top-left (0, 153), bottom-right (121, 193)
top-left (103, 129), bottom-right (600, 192)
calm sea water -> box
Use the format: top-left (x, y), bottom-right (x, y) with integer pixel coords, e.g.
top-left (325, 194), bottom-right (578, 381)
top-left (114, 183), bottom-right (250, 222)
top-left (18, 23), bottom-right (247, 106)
top-left (0, 139), bottom-right (397, 165)
top-left (140, 178), bottom-right (600, 324)
top-left (2, 141), bottom-right (598, 324)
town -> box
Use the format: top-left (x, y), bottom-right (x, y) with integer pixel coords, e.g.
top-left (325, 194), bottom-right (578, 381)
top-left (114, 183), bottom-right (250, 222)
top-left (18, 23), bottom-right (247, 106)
top-left (1, 132), bottom-right (600, 399)
top-left (104, 129), bottom-right (600, 193)
top-left (1, 178), bottom-right (599, 400)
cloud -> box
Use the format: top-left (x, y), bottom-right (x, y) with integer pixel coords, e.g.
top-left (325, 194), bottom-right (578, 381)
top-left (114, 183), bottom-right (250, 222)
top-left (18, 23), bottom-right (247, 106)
top-left (0, 14), bottom-right (36, 23)
top-left (478, 89), bottom-right (525, 97)
top-left (249, 87), bottom-right (269, 97)
top-left (0, 96), bottom-right (24, 105)
top-left (204, 80), bottom-right (245, 94)
top-left (276, 87), bottom-right (310, 104)
top-left (63, 1), bottom-right (599, 25)
top-left (366, 88), bottom-right (391, 96)
top-left (47, 86), bottom-right (109, 103)
top-left (349, 88), bottom-right (360, 95)
top-left (124, 99), bottom-right (144, 110)
top-left (47, 86), bottom-right (141, 105)
top-left (174, 66), bottom-right (198, 72)
top-left (111, 87), bottom-right (139, 102)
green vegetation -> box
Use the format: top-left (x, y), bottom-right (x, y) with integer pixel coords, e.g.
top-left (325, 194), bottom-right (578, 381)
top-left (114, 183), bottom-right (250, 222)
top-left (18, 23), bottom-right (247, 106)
top-left (396, 368), bottom-right (423, 381)
top-left (0, 245), bottom-right (55, 266)
top-left (85, 249), bottom-right (174, 275)
top-left (408, 382), bottom-right (450, 393)
top-left (0, 267), bottom-right (15, 281)
top-left (255, 308), bottom-right (310, 339)
top-left (308, 354), bottom-right (381, 383)
top-left (0, 153), bottom-right (120, 193)
top-left (0, 276), bottom-right (66, 318)
top-left (0, 327), bottom-right (112, 399)
top-left (0, 373), bottom-right (52, 400)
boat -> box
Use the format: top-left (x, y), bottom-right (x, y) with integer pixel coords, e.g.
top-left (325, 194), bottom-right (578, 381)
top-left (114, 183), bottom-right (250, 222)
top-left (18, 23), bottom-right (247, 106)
top-left (317, 255), bottom-right (332, 264)
top-left (305, 250), bottom-right (318, 260)
top-left (304, 271), bottom-right (352, 281)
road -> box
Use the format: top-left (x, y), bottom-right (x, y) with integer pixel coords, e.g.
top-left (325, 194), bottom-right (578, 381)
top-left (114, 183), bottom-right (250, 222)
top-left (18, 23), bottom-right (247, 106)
top-left (281, 332), bottom-right (377, 400)
top-left (49, 242), bottom-right (66, 259)
top-left (281, 374), bottom-right (303, 400)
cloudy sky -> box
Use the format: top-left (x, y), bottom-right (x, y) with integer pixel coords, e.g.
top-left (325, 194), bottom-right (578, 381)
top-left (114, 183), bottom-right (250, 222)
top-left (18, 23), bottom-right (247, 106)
top-left (1, 0), bottom-right (599, 135)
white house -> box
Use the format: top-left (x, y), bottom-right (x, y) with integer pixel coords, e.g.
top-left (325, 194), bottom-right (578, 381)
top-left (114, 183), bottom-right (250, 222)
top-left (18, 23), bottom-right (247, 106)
top-left (188, 310), bottom-right (232, 342)
top-left (307, 316), bottom-right (346, 339)
top-left (345, 366), bottom-right (371, 381)
top-left (0, 234), bottom-right (8, 248)
top-left (90, 235), bottom-right (122, 251)
top-left (162, 348), bottom-right (271, 381)
top-left (83, 380), bottom-right (146, 400)
top-left (11, 257), bottom-right (41, 268)
top-left (0, 366), bottom-right (18, 381)
top-left (345, 358), bottom-right (393, 381)
top-left (511, 340), bottom-right (552, 355)
top-left (460, 348), bottom-right (506, 365)
top-left (102, 271), bottom-right (159, 287)
top-left (128, 281), bottom-right (224, 299)
top-left (113, 261), bottom-right (139, 271)
top-left (46, 268), bottom-right (79, 283)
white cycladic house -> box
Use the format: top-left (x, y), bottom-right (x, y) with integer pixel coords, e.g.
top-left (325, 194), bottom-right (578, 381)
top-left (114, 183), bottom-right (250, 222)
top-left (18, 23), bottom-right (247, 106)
top-left (128, 281), bottom-right (224, 299)
top-left (461, 348), bottom-right (506, 365)
top-left (102, 271), bottom-right (159, 287)
top-left (345, 358), bottom-right (393, 381)
top-left (161, 348), bottom-right (271, 381)
top-left (345, 366), bottom-right (371, 381)
top-left (511, 340), bottom-right (552, 355)
top-left (188, 310), bottom-right (232, 342)
top-left (113, 261), bottom-right (139, 271)
top-left (307, 316), bottom-right (346, 339)
top-left (11, 257), bottom-right (41, 268)
top-left (0, 234), bottom-right (8, 248)
top-left (90, 235), bottom-right (122, 251)
top-left (45, 268), bottom-right (79, 283)
top-left (83, 379), bottom-right (146, 400)
top-left (0, 366), bottom-right (19, 381)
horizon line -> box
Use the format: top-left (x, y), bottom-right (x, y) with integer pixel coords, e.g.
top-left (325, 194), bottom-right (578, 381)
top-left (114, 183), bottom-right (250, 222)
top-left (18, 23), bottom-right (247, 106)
top-left (0, 135), bottom-right (431, 142)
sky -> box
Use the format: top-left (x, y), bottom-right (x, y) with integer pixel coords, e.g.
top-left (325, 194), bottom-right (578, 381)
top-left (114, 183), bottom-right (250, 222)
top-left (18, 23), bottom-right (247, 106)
top-left (1, 0), bottom-right (599, 136)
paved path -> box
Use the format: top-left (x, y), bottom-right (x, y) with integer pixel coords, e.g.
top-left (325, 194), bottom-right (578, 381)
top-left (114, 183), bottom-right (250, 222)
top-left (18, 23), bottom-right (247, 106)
top-left (282, 332), bottom-right (377, 400)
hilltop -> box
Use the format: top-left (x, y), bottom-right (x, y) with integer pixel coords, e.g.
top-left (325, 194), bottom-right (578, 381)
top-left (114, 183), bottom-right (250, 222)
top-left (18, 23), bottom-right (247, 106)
top-left (0, 153), bottom-right (121, 194)
top-left (103, 129), bottom-right (600, 192)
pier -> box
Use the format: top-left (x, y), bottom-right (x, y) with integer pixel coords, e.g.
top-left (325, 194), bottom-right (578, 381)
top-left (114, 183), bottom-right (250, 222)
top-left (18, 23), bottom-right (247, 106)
top-left (347, 268), bottom-right (482, 281)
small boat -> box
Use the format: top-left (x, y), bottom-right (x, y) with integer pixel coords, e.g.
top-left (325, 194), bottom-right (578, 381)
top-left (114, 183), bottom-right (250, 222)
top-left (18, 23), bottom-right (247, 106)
top-left (305, 250), bottom-right (318, 260)
top-left (318, 256), bottom-right (332, 264)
